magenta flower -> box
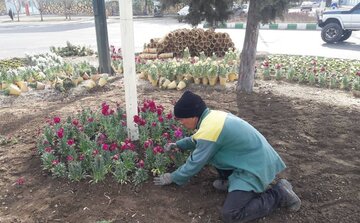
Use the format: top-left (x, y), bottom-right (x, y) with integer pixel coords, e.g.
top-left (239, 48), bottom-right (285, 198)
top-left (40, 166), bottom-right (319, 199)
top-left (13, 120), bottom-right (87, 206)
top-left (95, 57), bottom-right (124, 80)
top-left (57, 128), bottom-right (64, 138)
top-left (174, 128), bottom-right (183, 138)
top-left (121, 139), bottom-right (135, 150)
top-left (88, 117), bottom-right (94, 123)
top-left (66, 155), bottom-right (74, 161)
top-left (144, 140), bottom-right (153, 148)
top-left (166, 112), bottom-right (173, 120)
top-left (53, 116), bottom-right (61, 124)
top-left (151, 122), bottom-right (157, 127)
top-left (121, 121), bottom-right (126, 126)
top-left (157, 107), bottom-right (163, 116)
top-left (72, 119), bottom-right (79, 126)
top-left (79, 154), bottom-right (85, 161)
top-left (52, 159), bottom-right (59, 165)
top-left (16, 177), bottom-right (25, 185)
top-left (137, 160), bottom-right (145, 168)
top-left (112, 154), bottom-right (119, 160)
top-left (102, 143), bottom-right (109, 151)
top-left (92, 149), bottom-right (99, 156)
top-left (97, 133), bottom-right (107, 145)
top-left (110, 143), bottom-right (118, 152)
top-left (67, 139), bottom-right (75, 146)
top-left (162, 132), bottom-right (170, 139)
top-left (44, 147), bottom-right (52, 153)
top-left (133, 115), bottom-right (141, 124)
top-left (158, 116), bottom-right (164, 123)
top-left (153, 146), bottom-right (164, 154)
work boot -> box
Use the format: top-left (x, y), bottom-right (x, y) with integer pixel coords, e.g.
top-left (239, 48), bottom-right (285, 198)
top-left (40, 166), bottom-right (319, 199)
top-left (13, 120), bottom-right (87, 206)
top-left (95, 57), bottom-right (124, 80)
top-left (276, 179), bottom-right (301, 212)
top-left (213, 179), bottom-right (228, 191)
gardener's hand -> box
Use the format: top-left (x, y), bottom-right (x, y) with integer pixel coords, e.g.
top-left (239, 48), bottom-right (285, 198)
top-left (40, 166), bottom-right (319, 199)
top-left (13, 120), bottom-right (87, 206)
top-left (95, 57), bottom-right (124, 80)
top-left (154, 173), bottom-right (172, 186)
top-left (164, 143), bottom-right (177, 152)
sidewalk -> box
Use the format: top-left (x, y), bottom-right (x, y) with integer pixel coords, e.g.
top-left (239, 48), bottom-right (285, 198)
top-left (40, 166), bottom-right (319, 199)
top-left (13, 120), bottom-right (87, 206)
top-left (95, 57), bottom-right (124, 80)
top-left (0, 14), bottom-right (93, 25)
top-left (203, 22), bottom-right (320, 30)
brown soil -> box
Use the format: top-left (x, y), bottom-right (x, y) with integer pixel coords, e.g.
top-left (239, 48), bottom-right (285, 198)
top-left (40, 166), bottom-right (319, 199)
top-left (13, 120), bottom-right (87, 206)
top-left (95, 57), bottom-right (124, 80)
top-left (0, 77), bottom-right (359, 223)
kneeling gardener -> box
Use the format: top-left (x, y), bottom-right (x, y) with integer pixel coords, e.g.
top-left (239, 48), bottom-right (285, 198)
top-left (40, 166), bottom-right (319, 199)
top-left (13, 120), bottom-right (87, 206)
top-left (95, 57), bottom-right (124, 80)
top-left (154, 90), bottom-right (301, 223)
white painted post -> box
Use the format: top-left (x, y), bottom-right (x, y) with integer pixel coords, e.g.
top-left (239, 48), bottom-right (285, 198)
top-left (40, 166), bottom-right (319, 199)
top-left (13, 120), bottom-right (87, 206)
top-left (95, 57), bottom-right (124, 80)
top-left (119, 0), bottom-right (139, 140)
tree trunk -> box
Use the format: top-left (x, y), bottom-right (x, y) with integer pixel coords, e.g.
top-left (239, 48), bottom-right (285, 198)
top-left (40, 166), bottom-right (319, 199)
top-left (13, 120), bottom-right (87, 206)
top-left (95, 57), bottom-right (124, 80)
top-left (40, 11), bottom-right (43, 21)
top-left (236, 0), bottom-right (260, 93)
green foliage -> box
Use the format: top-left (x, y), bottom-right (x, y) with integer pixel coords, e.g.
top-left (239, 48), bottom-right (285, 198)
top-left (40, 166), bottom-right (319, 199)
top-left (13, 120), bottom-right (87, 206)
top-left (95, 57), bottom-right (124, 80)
top-left (132, 168), bottom-right (149, 186)
top-left (50, 41), bottom-right (94, 57)
top-left (68, 161), bottom-right (86, 181)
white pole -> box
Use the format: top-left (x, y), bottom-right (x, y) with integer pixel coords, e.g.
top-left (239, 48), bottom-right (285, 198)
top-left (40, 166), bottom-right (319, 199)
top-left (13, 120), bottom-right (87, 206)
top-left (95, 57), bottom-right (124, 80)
top-left (119, 0), bottom-right (139, 140)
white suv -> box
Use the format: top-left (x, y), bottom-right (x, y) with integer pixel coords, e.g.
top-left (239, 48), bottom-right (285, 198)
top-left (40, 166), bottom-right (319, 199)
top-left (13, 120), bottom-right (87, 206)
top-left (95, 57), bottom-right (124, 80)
top-left (317, 3), bottom-right (360, 43)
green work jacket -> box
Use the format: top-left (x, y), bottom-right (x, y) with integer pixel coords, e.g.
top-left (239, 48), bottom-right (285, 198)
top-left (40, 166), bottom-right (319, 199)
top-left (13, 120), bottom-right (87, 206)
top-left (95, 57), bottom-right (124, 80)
top-left (171, 108), bottom-right (286, 192)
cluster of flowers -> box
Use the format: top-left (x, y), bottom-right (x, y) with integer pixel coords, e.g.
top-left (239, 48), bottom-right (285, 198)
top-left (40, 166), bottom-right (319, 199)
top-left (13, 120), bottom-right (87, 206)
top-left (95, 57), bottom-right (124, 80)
top-left (259, 55), bottom-right (360, 91)
top-left (37, 100), bottom-right (188, 186)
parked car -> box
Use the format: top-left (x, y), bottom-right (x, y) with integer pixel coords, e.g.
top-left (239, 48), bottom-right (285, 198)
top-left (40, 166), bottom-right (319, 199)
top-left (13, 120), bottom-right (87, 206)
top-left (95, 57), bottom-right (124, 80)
top-left (317, 2), bottom-right (360, 43)
top-left (300, 1), bottom-right (318, 11)
top-left (177, 5), bottom-right (189, 22)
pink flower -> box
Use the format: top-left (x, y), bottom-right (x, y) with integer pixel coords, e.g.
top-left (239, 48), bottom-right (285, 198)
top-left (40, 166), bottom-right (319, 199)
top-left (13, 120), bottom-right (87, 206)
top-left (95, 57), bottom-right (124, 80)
top-left (16, 177), bottom-right (25, 185)
top-left (110, 143), bottom-right (118, 151)
top-left (153, 146), bottom-right (164, 154)
top-left (162, 132), bottom-right (170, 139)
top-left (121, 121), bottom-right (126, 126)
top-left (44, 147), bottom-right (52, 153)
top-left (66, 155), bottom-right (74, 161)
top-left (67, 139), bottom-right (75, 146)
top-left (144, 140), bottom-right (153, 148)
top-left (102, 143), bottom-right (109, 151)
top-left (57, 128), bottom-right (64, 138)
top-left (72, 119), bottom-right (79, 126)
top-left (275, 64), bottom-right (281, 69)
top-left (157, 107), bottom-right (163, 116)
top-left (88, 117), bottom-right (94, 123)
top-left (152, 122), bottom-right (157, 127)
top-left (158, 116), bottom-right (164, 123)
top-left (101, 102), bottom-right (114, 116)
top-left (357, 71), bottom-right (360, 77)
top-left (52, 159), bottom-right (59, 165)
top-left (112, 154), bottom-right (119, 160)
top-left (166, 112), bottom-right (173, 120)
top-left (174, 128), bottom-right (183, 138)
top-left (121, 139), bottom-right (135, 151)
top-left (262, 60), bottom-right (269, 67)
top-left (79, 154), bottom-right (85, 161)
top-left (92, 149), bottom-right (99, 156)
top-left (97, 133), bottom-right (107, 144)
top-left (53, 116), bottom-right (61, 124)
top-left (133, 115), bottom-right (142, 124)
top-left (137, 160), bottom-right (145, 168)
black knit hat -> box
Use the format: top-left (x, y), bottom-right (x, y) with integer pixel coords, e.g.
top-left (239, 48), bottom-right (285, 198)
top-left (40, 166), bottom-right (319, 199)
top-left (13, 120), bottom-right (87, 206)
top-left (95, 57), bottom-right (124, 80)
top-left (174, 91), bottom-right (207, 118)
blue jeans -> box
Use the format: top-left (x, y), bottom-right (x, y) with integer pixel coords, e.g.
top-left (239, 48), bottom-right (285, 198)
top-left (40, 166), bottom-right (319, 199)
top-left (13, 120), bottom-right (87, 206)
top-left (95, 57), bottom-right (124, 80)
top-left (216, 169), bottom-right (282, 223)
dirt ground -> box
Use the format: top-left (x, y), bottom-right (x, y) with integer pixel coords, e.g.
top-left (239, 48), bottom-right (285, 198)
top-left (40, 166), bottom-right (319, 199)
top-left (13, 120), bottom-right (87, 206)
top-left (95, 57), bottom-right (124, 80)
top-left (0, 77), bottom-right (359, 223)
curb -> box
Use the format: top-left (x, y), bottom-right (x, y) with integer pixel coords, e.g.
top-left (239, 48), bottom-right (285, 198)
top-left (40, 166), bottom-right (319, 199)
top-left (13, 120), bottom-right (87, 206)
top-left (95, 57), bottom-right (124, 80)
top-left (204, 22), bottom-right (321, 30)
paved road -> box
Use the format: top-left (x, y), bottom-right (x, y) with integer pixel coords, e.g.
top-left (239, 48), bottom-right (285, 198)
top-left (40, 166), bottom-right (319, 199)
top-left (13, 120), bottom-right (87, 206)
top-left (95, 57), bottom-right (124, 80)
top-left (0, 16), bottom-right (359, 60)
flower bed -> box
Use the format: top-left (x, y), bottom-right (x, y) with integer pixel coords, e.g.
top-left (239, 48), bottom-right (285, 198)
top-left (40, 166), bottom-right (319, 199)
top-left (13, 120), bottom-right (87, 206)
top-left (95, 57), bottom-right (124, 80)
top-left (0, 52), bottom-right (107, 96)
top-left (137, 47), bottom-right (239, 90)
top-left (37, 100), bottom-right (188, 186)
top-left (258, 55), bottom-right (360, 94)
